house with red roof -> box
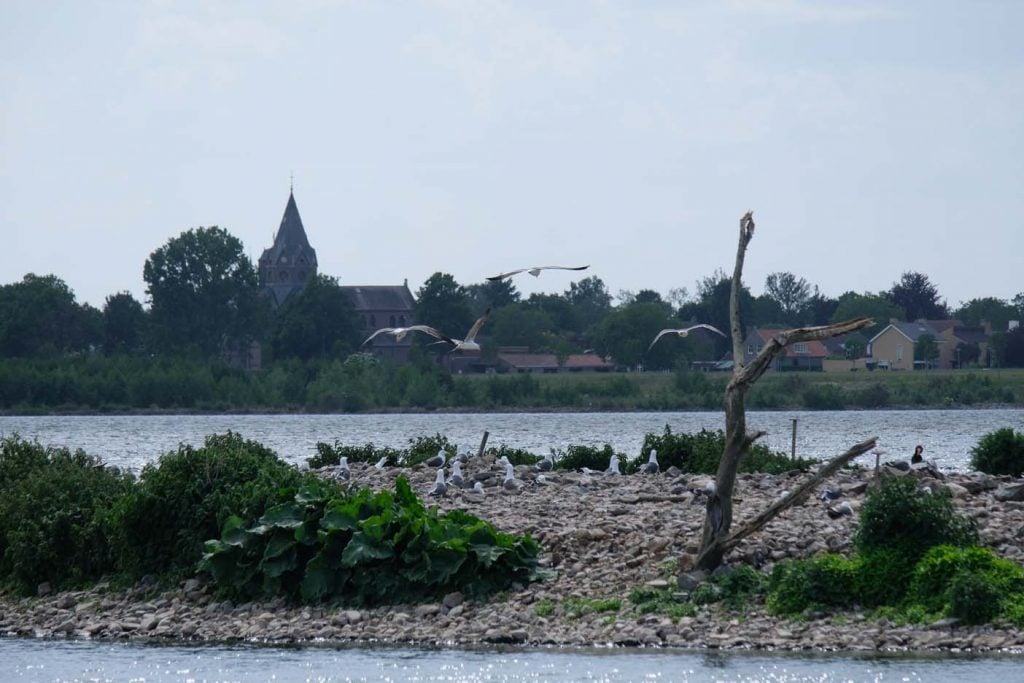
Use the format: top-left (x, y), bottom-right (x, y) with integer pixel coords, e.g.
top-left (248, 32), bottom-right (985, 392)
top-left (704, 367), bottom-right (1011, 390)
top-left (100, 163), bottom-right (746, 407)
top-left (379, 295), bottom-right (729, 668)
top-left (741, 327), bottom-right (828, 371)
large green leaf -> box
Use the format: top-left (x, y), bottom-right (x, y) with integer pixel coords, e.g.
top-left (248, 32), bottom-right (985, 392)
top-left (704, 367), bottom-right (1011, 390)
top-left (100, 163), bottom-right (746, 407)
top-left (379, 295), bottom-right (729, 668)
top-left (424, 547), bottom-right (467, 584)
top-left (256, 501), bottom-right (306, 530)
top-left (262, 529), bottom-right (297, 560)
top-left (221, 515), bottom-right (250, 547)
top-left (300, 552), bottom-right (333, 602)
top-left (341, 532), bottom-right (395, 567)
top-left (469, 543), bottom-right (507, 567)
top-left (261, 546), bottom-right (298, 578)
top-left (321, 501), bottom-right (360, 532)
top-left (295, 479), bottom-right (331, 504)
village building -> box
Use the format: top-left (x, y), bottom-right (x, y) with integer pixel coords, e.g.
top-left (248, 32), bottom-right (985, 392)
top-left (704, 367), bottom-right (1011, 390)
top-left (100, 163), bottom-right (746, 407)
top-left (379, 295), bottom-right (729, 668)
top-left (741, 327), bottom-right (828, 371)
top-left (258, 191), bottom-right (416, 362)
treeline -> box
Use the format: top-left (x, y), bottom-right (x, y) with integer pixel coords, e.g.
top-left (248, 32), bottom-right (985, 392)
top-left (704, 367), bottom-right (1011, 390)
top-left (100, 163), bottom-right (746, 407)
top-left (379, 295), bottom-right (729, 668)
top-left (3, 225), bottom-right (1024, 406)
top-left (1, 354), bottom-right (1021, 412)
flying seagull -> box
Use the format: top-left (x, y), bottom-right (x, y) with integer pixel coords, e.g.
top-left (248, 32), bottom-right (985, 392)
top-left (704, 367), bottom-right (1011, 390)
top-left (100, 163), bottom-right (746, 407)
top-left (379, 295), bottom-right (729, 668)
top-left (647, 324), bottom-right (726, 352)
top-left (420, 308), bottom-right (491, 352)
top-left (486, 265), bottom-right (589, 282)
top-left (362, 325), bottom-right (440, 347)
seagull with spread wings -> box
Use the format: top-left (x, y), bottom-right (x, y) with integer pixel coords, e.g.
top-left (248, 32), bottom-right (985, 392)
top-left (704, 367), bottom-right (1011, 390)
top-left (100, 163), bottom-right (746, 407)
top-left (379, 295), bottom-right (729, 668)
top-left (647, 323), bottom-right (726, 352)
top-left (421, 308), bottom-right (491, 352)
top-left (485, 265), bottom-right (589, 282)
top-left (362, 325), bottom-right (439, 347)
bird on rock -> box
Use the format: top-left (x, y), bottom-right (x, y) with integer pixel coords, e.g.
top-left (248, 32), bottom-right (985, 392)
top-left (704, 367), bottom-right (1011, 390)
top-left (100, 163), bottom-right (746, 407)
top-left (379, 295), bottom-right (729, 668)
top-left (429, 469), bottom-right (447, 497)
top-left (827, 501), bottom-right (854, 519)
top-left (606, 454), bottom-right (622, 475)
top-left (374, 456), bottom-right (388, 470)
top-left (425, 449), bottom-right (446, 468)
top-left (450, 460), bottom-right (465, 489)
top-left (534, 453), bottom-right (554, 472)
top-left (641, 449), bottom-right (659, 474)
top-left (338, 456), bottom-right (351, 481)
top-left (819, 485), bottom-right (842, 502)
top-left (502, 462), bottom-right (522, 493)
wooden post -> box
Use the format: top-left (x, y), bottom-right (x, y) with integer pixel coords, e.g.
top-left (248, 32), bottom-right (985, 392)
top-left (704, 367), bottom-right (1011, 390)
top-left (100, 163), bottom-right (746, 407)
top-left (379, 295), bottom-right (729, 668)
top-left (791, 418), bottom-right (798, 461)
top-left (477, 430), bottom-right (490, 458)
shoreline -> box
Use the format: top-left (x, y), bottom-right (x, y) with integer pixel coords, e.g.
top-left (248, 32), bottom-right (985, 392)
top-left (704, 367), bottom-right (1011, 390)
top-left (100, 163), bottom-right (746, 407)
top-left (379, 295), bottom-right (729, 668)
top-left (3, 462), bottom-right (1023, 654)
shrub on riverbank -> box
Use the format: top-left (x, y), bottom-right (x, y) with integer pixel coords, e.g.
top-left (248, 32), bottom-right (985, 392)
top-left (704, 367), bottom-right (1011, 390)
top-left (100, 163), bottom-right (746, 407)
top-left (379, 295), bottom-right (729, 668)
top-left (0, 436), bottom-right (134, 593)
top-left (634, 426), bottom-right (816, 475)
top-left (970, 427), bottom-right (1024, 477)
top-left (764, 475), bottom-right (1024, 626)
top-left (201, 476), bottom-right (547, 605)
top-left (111, 432), bottom-right (320, 580)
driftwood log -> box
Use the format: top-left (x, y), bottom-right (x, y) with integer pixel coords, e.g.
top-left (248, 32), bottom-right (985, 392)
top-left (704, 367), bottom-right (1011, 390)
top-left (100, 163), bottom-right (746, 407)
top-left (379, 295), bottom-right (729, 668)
top-left (694, 211), bottom-right (875, 571)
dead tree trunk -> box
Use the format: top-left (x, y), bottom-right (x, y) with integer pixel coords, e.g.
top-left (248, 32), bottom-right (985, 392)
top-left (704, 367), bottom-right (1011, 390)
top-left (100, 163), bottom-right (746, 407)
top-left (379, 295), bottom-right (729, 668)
top-left (694, 212), bottom-right (874, 571)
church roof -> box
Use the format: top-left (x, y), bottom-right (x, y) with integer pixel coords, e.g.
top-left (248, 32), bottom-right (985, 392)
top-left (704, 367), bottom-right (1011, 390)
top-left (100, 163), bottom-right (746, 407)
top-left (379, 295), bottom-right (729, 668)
top-left (341, 285), bottom-right (416, 312)
top-left (260, 191), bottom-right (318, 267)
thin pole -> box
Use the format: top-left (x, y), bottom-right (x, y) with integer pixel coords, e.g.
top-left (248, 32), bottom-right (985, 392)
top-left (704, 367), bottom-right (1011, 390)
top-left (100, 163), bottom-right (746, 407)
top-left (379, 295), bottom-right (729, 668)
top-left (791, 418), bottom-right (798, 461)
top-left (477, 430), bottom-right (490, 458)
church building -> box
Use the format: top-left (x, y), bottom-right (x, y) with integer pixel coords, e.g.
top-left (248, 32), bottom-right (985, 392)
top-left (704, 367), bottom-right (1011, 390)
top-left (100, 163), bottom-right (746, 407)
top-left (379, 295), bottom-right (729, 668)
top-left (258, 191), bottom-right (417, 362)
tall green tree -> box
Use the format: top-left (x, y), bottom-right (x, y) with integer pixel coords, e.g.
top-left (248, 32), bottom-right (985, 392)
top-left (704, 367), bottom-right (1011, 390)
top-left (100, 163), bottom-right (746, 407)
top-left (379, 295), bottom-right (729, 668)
top-left (487, 304), bottom-right (555, 351)
top-left (0, 274), bottom-right (100, 357)
top-left (102, 291), bottom-right (148, 355)
top-left (466, 279), bottom-right (520, 317)
top-left (271, 275), bottom-right (362, 361)
top-left (414, 273), bottom-right (473, 340)
top-left (952, 297), bottom-right (1016, 332)
top-left (592, 302), bottom-right (675, 369)
top-left (565, 276), bottom-right (612, 335)
top-left (678, 270), bottom-right (754, 347)
top-left (143, 226), bottom-right (265, 357)
top-left (914, 333), bottom-right (940, 368)
top-left (830, 291), bottom-right (904, 336)
top-left (886, 271), bottom-right (948, 321)
top-left (804, 286), bottom-right (839, 325)
top-left (764, 272), bottom-right (812, 326)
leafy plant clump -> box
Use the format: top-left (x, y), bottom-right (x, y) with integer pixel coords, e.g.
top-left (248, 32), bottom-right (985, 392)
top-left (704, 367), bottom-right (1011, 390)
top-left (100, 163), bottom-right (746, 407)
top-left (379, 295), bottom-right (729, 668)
top-left (0, 436), bottom-right (134, 594)
top-left (308, 440), bottom-right (403, 469)
top-left (767, 554), bottom-right (858, 615)
top-left (854, 476), bottom-right (979, 568)
top-left (631, 426), bottom-right (816, 475)
top-left (110, 432), bottom-right (313, 580)
top-left (970, 427), bottom-right (1024, 477)
top-left (551, 443), bottom-right (626, 472)
top-left (201, 476), bottom-right (549, 605)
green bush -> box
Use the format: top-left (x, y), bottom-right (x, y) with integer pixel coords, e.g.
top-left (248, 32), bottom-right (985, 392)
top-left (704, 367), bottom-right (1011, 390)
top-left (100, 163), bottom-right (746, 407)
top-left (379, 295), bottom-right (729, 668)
top-left (970, 427), bottom-right (1024, 477)
top-left (308, 440), bottom-right (402, 469)
top-left (111, 432), bottom-right (313, 580)
top-left (201, 476), bottom-right (547, 604)
top-left (630, 426), bottom-right (815, 475)
top-left (551, 443), bottom-right (626, 472)
top-left (854, 476), bottom-right (978, 564)
top-left (489, 444), bottom-right (541, 466)
top-left (766, 554), bottom-right (858, 615)
top-left (0, 436), bottom-right (134, 594)
top-left (908, 545), bottom-right (1024, 621)
top-left (854, 547), bottom-right (918, 607)
top-left (713, 565), bottom-right (769, 611)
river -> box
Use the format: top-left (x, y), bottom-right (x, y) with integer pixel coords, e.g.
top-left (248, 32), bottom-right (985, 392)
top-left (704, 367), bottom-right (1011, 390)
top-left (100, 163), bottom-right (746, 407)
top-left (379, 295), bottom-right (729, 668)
top-left (1, 408), bottom-right (1021, 472)
top-left (3, 638), bottom-right (1023, 682)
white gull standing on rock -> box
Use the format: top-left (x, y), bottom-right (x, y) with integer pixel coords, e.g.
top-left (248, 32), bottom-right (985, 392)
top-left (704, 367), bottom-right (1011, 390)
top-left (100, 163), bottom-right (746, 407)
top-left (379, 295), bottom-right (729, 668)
top-left (374, 456), bottom-right (388, 470)
top-left (425, 449), bottom-right (446, 468)
top-left (502, 462), bottom-right (522, 493)
top-left (428, 469), bottom-right (447, 497)
top-left (338, 456), bottom-right (351, 481)
top-left (606, 454), bottom-right (622, 475)
top-left (449, 460), bottom-right (465, 489)
top-left (534, 453), bottom-right (554, 472)
top-left (641, 449), bottom-right (659, 474)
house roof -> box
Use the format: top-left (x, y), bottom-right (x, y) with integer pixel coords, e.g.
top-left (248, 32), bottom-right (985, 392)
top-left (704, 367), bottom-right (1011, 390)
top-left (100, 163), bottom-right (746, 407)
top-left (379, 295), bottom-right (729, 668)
top-left (869, 321), bottom-right (944, 344)
top-left (497, 352), bottom-right (613, 370)
top-left (952, 326), bottom-right (989, 345)
top-left (341, 285), bottom-right (416, 312)
top-left (821, 331), bottom-right (868, 356)
top-left (750, 328), bottom-right (828, 358)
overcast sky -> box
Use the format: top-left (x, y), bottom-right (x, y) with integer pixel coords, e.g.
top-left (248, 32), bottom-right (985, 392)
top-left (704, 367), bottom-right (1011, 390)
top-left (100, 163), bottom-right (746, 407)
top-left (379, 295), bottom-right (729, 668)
top-left (2, 1), bottom-right (1022, 311)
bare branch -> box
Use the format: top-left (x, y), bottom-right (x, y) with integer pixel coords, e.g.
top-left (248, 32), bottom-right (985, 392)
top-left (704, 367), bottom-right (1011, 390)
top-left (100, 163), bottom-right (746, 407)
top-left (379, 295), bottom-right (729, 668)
top-left (715, 437), bottom-right (877, 554)
top-left (730, 212), bottom-right (755, 370)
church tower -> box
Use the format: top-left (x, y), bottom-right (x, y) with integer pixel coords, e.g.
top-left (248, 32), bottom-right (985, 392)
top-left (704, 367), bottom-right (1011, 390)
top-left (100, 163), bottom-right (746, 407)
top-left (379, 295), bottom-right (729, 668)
top-left (259, 190), bottom-right (319, 306)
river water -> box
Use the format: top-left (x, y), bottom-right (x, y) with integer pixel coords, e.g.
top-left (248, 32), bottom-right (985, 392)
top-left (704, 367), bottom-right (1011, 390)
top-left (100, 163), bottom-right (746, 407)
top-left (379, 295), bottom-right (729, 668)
top-left (1, 409), bottom-right (1021, 472)
top-left (3, 638), bottom-right (1023, 682)
top-left (3, 409), bottom-right (1024, 679)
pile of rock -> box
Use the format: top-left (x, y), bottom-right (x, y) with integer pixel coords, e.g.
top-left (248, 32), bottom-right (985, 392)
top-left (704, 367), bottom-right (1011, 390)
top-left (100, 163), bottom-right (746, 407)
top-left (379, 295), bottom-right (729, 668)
top-left (2, 453), bottom-right (1023, 652)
